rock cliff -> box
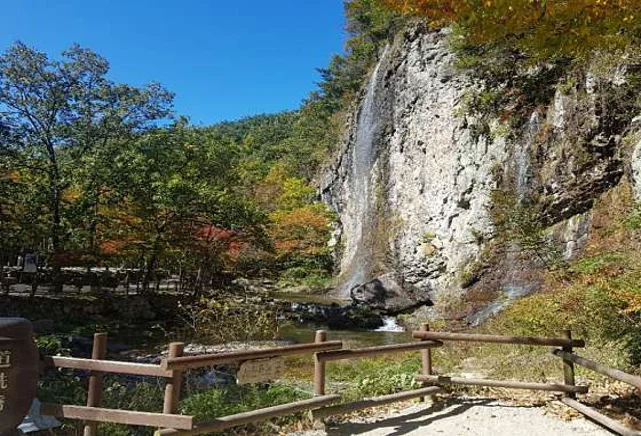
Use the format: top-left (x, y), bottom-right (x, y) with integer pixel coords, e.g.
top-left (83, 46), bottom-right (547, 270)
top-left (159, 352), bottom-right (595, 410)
top-left (321, 24), bottom-right (631, 318)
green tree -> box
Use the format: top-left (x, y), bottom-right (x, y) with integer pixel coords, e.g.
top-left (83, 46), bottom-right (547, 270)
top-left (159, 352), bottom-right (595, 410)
top-left (0, 42), bottom-right (173, 289)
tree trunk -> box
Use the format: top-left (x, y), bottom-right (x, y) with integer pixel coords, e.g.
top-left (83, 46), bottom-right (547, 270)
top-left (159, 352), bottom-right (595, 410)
top-left (142, 254), bottom-right (157, 294)
top-left (193, 266), bottom-right (203, 298)
top-left (48, 146), bottom-right (64, 295)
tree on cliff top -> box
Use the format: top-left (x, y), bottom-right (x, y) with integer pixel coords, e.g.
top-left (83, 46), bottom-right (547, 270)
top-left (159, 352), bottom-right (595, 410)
top-left (384, 0), bottom-right (641, 61)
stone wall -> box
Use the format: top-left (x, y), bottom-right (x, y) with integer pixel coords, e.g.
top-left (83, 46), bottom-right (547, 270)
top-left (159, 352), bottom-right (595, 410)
top-left (0, 294), bottom-right (180, 325)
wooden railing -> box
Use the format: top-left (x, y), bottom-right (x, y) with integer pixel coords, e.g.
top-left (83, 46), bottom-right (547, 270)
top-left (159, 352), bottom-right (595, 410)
top-left (552, 349), bottom-right (641, 436)
top-left (154, 334), bottom-right (344, 436)
top-left (411, 328), bottom-right (639, 436)
top-left (155, 332), bottom-right (446, 436)
top-left (161, 340), bottom-right (343, 370)
top-left (42, 333), bottom-right (191, 435)
top-left (412, 328), bottom-right (589, 393)
top-left (39, 328), bottom-right (640, 436)
top-left (310, 327), bottom-right (444, 420)
top-left (41, 332), bottom-right (344, 436)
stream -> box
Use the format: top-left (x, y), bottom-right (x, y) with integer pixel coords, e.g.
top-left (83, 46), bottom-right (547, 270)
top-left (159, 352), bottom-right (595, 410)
top-left (277, 316), bottom-right (409, 348)
top-left (268, 291), bottom-right (412, 348)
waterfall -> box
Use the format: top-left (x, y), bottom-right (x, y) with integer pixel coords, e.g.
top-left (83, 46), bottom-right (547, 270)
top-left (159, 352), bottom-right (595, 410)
top-left (468, 112), bottom-right (541, 326)
top-left (336, 45), bottom-right (390, 298)
top-left (515, 112), bottom-right (539, 201)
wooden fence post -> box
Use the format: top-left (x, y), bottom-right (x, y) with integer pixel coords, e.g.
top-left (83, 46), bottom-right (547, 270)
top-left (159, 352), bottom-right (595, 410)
top-left (313, 331), bottom-right (327, 396)
top-left (420, 323), bottom-right (434, 403)
top-left (561, 330), bottom-right (576, 398)
top-left (84, 333), bottom-right (108, 436)
top-left (163, 342), bottom-right (185, 415)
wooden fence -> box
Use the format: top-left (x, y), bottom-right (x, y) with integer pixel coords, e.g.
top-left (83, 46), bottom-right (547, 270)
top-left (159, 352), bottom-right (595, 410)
top-left (42, 333), bottom-right (191, 436)
top-left (39, 328), bottom-right (641, 436)
top-left (552, 349), bottom-right (641, 436)
top-left (411, 327), bottom-right (641, 436)
top-left (41, 332), bottom-right (343, 435)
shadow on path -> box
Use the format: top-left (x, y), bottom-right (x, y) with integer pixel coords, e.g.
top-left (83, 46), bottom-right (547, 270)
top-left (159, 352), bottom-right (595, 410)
top-left (324, 398), bottom-right (496, 436)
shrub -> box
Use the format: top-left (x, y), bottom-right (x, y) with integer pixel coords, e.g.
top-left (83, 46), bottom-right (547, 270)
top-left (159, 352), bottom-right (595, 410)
top-left (35, 335), bottom-right (65, 355)
top-left (177, 297), bottom-right (278, 344)
top-left (486, 251), bottom-right (641, 365)
top-left (37, 376), bottom-right (164, 436)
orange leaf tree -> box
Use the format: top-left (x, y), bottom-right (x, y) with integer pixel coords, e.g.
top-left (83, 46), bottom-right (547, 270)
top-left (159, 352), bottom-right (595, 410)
top-left (252, 165), bottom-right (334, 274)
top-left (384, 0), bottom-right (641, 62)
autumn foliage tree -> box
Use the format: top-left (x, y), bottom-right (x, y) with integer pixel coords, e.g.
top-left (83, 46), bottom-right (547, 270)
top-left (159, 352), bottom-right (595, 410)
top-left (95, 123), bottom-right (265, 293)
top-left (385, 0), bottom-right (641, 62)
top-left (253, 165), bottom-right (334, 275)
top-left (270, 205), bottom-right (333, 262)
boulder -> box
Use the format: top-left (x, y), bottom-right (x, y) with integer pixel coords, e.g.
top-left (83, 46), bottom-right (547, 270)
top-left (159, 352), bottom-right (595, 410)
top-left (350, 273), bottom-right (432, 314)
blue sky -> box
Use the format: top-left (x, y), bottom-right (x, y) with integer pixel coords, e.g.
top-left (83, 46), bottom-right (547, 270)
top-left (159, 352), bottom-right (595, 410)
top-left (1, 1), bottom-right (347, 125)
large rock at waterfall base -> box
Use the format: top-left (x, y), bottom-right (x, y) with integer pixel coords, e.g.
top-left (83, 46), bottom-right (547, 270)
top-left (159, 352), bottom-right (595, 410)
top-left (350, 274), bottom-right (432, 314)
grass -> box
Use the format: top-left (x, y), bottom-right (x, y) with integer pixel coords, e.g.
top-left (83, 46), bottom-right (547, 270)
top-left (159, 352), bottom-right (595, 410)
top-left (37, 375), bottom-right (166, 435)
top-left (180, 383), bottom-right (312, 434)
top-left (325, 355), bottom-right (422, 401)
top-left (39, 374), bottom-right (311, 435)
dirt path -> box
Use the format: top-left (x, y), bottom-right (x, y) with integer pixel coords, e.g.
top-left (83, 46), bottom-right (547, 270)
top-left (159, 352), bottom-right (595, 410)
top-left (299, 398), bottom-right (614, 436)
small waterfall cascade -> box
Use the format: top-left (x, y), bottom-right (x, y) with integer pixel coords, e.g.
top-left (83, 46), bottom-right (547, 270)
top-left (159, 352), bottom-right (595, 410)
top-left (373, 317), bottom-right (405, 332)
top-left (337, 45), bottom-right (390, 298)
top-left (515, 112), bottom-right (539, 201)
top-left (468, 112), bottom-right (541, 326)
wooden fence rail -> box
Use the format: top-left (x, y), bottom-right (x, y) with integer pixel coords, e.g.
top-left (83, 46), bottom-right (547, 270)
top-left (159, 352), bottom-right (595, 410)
top-left (412, 331), bottom-right (586, 348)
top-left (414, 375), bottom-right (588, 393)
top-left (155, 395), bottom-right (341, 436)
top-left (312, 387), bottom-right (443, 419)
top-left (560, 398), bottom-right (639, 436)
top-left (40, 404), bottom-right (194, 430)
top-left (552, 348), bottom-right (641, 435)
top-left (552, 349), bottom-right (641, 391)
top-left (161, 340), bottom-right (343, 370)
top-left (315, 340), bottom-right (443, 362)
top-left (44, 355), bottom-right (173, 377)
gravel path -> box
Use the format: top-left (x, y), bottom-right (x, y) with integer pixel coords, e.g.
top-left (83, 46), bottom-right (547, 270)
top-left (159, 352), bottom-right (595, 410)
top-left (303, 398), bottom-right (615, 436)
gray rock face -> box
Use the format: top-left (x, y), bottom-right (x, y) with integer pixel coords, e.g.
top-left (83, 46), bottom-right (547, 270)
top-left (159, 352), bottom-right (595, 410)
top-left (631, 136), bottom-right (641, 201)
top-left (322, 26), bottom-right (506, 303)
top-left (322, 24), bottom-right (626, 314)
